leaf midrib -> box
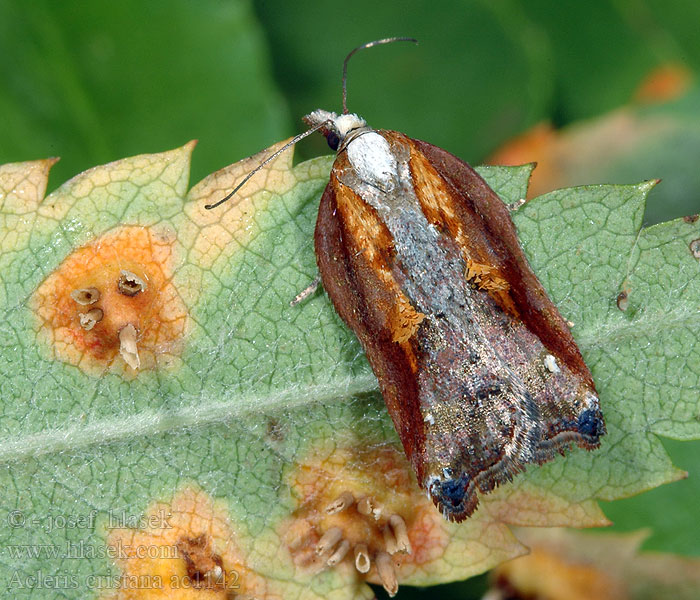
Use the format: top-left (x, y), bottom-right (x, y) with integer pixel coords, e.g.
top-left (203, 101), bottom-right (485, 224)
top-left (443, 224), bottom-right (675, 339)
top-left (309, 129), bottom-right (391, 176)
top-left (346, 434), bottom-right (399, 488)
top-left (9, 302), bottom-right (698, 465)
top-left (577, 306), bottom-right (700, 350)
top-left (0, 373), bottom-right (379, 464)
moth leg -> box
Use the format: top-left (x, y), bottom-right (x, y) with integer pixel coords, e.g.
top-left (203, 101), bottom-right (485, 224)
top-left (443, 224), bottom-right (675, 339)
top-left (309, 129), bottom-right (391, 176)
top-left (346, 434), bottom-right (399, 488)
top-left (506, 198), bottom-right (526, 212)
top-left (290, 274), bottom-right (322, 306)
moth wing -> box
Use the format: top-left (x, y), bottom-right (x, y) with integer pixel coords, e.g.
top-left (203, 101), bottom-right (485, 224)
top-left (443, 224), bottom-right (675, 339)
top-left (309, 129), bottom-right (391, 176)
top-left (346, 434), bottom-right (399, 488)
top-left (314, 167), bottom-right (428, 477)
top-left (314, 148), bottom-right (534, 521)
top-left (408, 137), bottom-right (586, 378)
top-left (406, 134), bottom-right (605, 456)
top-left (314, 134), bottom-right (604, 522)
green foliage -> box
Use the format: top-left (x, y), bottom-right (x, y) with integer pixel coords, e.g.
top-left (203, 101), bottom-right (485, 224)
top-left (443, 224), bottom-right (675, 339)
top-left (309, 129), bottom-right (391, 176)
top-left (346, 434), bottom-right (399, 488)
top-left (2, 1), bottom-right (700, 598)
top-left (1, 144), bottom-right (699, 597)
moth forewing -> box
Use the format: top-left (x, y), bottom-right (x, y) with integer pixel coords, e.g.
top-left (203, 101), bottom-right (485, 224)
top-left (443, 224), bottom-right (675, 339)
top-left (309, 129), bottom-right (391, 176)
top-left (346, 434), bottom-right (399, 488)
top-left (312, 123), bottom-right (605, 522)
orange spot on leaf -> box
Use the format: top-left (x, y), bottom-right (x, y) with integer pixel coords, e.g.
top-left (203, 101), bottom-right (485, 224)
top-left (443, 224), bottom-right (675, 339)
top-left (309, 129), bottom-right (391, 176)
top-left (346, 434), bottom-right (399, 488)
top-left (491, 544), bottom-right (625, 600)
top-left (281, 445), bottom-right (449, 597)
top-left (31, 225), bottom-right (188, 375)
top-left (486, 122), bottom-right (560, 199)
top-left (103, 486), bottom-right (276, 600)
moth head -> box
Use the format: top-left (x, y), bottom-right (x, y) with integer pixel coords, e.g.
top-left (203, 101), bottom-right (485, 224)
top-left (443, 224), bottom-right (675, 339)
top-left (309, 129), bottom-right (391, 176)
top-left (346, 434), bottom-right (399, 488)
top-left (205, 37), bottom-right (414, 211)
top-left (303, 109), bottom-right (367, 152)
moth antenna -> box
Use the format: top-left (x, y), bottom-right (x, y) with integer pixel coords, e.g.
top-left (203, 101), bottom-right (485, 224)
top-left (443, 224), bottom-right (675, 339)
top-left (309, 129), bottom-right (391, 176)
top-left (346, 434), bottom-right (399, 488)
top-left (208, 37), bottom-right (417, 210)
top-left (342, 36), bottom-right (418, 114)
top-left (205, 120), bottom-right (330, 210)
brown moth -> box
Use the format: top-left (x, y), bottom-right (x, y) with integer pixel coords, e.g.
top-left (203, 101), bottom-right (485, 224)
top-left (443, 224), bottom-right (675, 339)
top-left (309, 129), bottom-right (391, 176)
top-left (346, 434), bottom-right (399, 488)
top-left (305, 107), bottom-right (605, 521)
top-left (210, 39), bottom-right (605, 522)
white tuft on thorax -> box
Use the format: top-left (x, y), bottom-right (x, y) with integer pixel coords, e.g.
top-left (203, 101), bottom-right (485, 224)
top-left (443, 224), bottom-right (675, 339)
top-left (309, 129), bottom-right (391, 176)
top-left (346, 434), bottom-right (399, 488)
top-left (346, 131), bottom-right (398, 192)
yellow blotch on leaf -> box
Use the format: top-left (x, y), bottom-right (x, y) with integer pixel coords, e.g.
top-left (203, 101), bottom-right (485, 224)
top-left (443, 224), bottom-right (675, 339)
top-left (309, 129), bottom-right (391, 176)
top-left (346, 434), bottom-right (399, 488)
top-left (0, 158), bottom-right (58, 254)
top-left (489, 541), bottom-right (624, 600)
top-left (185, 138), bottom-right (300, 270)
top-left (282, 445), bottom-right (449, 598)
top-left (31, 225), bottom-right (188, 375)
top-left (0, 157), bottom-right (57, 214)
top-left (103, 486), bottom-right (276, 600)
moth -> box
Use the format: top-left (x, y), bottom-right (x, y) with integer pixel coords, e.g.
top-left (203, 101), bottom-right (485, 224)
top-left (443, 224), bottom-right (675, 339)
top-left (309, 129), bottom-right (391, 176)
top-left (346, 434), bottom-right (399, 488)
top-left (209, 38), bottom-right (605, 522)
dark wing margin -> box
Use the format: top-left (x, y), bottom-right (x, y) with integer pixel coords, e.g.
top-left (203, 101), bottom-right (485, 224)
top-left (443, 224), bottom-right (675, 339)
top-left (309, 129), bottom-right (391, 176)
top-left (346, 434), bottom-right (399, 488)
top-left (313, 171), bottom-right (429, 484)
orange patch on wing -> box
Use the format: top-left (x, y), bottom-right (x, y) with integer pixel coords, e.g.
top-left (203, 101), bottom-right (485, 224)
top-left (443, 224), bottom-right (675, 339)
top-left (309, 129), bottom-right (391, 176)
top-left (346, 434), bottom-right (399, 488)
top-left (103, 486), bottom-right (275, 600)
top-left (406, 136), bottom-right (515, 312)
top-left (405, 140), bottom-right (468, 251)
top-left (390, 298), bottom-right (425, 344)
top-left (334, 168), bottom-right (425, 346)
top-left (402, 140), bottom-right (519, 318)
top-left (465, 258), bottom-right (509, 292)
top-left (31, 225), bottom-right (188, 375)
top-left (464, 257), bottom-right (518, 317)
top-left (332, 166), bottom-right (394, 267)
top-left (282, 445), bottom-right (448, 597)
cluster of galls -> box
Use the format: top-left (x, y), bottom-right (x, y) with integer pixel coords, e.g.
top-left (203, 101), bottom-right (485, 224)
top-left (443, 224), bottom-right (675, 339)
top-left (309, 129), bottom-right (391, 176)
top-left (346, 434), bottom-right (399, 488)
top-left (70, 269), bottom-right (148, 370)
top-left (289, 490), bottom-right (413, 597)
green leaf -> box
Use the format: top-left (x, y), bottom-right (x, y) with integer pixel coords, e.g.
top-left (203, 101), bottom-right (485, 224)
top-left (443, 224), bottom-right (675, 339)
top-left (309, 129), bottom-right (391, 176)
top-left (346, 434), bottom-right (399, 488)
top-left (0, 0), bottom-right (290, 188)
top-left (475, 164), bottom-right (535, 203)
top-left (0, 143), bottom-right (698, 599)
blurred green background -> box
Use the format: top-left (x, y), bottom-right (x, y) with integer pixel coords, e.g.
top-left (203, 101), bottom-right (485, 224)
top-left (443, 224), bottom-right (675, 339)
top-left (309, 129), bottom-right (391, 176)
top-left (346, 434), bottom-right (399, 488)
top-left (1, 1), bottom-right (699, 598)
